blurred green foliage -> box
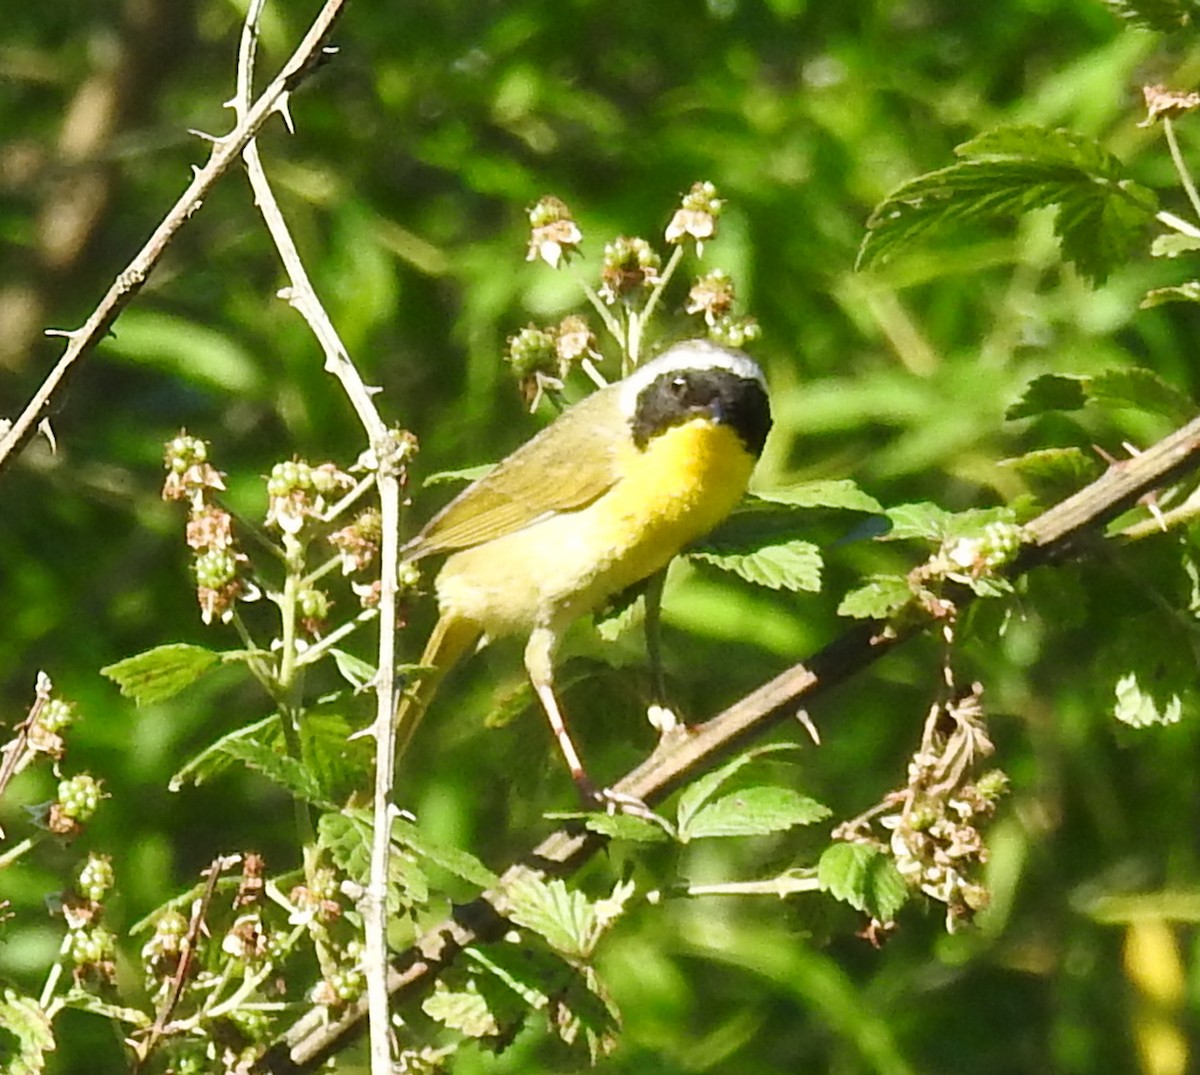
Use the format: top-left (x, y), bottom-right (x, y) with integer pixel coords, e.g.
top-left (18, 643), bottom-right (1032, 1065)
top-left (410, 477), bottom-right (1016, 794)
top-left (5, 0), bottom-right (1200, 1072)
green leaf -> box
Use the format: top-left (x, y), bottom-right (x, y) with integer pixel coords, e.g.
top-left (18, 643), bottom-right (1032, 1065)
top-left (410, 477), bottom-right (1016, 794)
top-left (1006, 374), bottom-right (1089, 420)
top-left (170, 714), bottom-right (282, 790)
top-left (298, 711), bottom-right (372, 804)
top-left (578, 812), bottom-right (672, 842)
top-left (100, 643), bottom-right (222, 706)
top-left (0, 990), bottom-right (54, 1075)
top-left (837, 575), bottom-right (913, 619)
top-left (218, 737), bottom-right (333, 808)
top-left (751, 479), bottom-right (883, 513)
top-left (858, 125), bottom-right (1157, 284)
top-left (1090, 368), bottom-right (1196, 424)
top-left (675, 744), bottom-right (798, 834)
top-left (680, 786), bottom-right (831, 840)
top-left (330, 649), bottom-right (377, 691)
top-left (882, 502), bottom-right (956, 541)
top-left (689, 539), bottom-right (822, 592)
top-left (423, 981), bottom-right (501, 1038)
top-left (505, 874), bottom-right (603, 960)
top-left (318, 811), bottom-right (429, 907)
top-left (1141, 282), bottom-right (1200, 308)
top-left (1114, 671), bottom-right (1183, 728)
top-left (1150, 233), bottom-right (1200, 258)
top-left (998, 447), bottom-right (1102, 500)
top-left (818, 842), bottom-right (910, 923)
top-left (392, 816), bottom-right (499, 888)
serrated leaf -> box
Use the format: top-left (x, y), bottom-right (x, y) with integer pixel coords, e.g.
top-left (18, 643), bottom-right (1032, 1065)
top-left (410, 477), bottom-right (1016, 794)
top-left (674, 744), bottom-right (798, 833)
top-left (318, 811), bottom-right (429, 907)
top-left (818, 842), bottom-right (910, 922)
top-left (218, 738), bottom-right (333, 807)
top-left (100, 643), bottom-right (222, 706)
top-left (1150, 233), bottom-right (1200, 258)
top-left (689, 540), bottom-right (822, 592)
top-left (1091, 368), bottom-right (1195, 424)
top-left (882, 502), bottom-right (956, 541)
top-left (1142, 281), bottom-right (1200, 308)
top-left (0, 990), bottom-right (54, 1075)
top-left (468, 943), bottom-right (619, 1060)
top-left (1114, 671), bottom-right (1183, 727)
top-left (998, 447), bottom-right (1102, 497)
top-left (505, 874), bottom-right (600, 960)
top-left (170, 714), bottom-right (280, 790)
top-left (579, 812), bottom-right (672, 842)
top-left (58, 988), bottom-right (152, 1027)
top-left (837, 575), bottom-right (913, 619)
top-left (680, 787), bottom-right (830, 840)
top-left (330, 649), bottom-right (376, 691)
top-left (858, 125), bottom-right (1156, 285)
top-left (299, 711), bottom-right (371, 803)
top-left (751, 479), bottom-right (883, 513)
top-left (423, 981), bottom-right (501, 1037)
top-left (1006, 373), bottom-right (1089, 419)
top-left (392, 816), bottom-right (499, 888)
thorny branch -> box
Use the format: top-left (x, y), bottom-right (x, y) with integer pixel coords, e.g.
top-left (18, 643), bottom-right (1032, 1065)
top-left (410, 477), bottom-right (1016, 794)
top-left (254, 412), bottom-right (1200, 1072)
top-left (231, 4), bottom-right (401, 1072)
top-left (0, 0), bottom-right (351, 476)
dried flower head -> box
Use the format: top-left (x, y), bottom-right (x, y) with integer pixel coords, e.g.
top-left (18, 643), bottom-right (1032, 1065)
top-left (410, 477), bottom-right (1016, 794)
top-left (555, 314), bottom-right (600, 367)
top-left (1140, 83), bottom-right (1200, 127)
top-left (506, 324), bottom-right (565, 409)
top-left (598, 236), bottom-right (662, 304)
top-left (527, 195), bottom-right (583, 268)
top-left (686, 269), bottom-right (736, 326)
top-left (162, 432), bottom-right (226, 508)
top-left (665, 180), bottom-right (723, 254)
top-left (265, 459), bottom-right (353, 535)
top-left (330, 509), bottom-right (382, 574)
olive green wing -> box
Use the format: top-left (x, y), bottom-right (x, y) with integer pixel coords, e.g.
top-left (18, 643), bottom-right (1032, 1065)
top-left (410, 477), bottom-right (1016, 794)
top-left (404, 385), bottom-right (622, 559)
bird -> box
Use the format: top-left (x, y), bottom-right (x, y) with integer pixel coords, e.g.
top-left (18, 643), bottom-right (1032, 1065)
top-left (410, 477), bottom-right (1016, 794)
top-left (395, 338), bottom-right (772, 810)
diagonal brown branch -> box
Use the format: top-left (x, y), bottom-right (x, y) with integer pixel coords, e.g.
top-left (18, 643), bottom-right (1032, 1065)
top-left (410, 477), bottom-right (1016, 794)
top-left (0, 0), bottom-right (351, 477)
top-left (253, 412), bottom-right (1200, 1072)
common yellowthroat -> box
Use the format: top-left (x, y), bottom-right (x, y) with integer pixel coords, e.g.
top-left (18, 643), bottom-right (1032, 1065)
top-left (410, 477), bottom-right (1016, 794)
top-left (397, 338), bottom-right (772, 808)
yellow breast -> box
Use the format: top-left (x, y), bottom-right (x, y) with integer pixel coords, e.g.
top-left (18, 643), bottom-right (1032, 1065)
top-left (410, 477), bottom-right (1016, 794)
top-left (435, 417), bottom-right (755, 639)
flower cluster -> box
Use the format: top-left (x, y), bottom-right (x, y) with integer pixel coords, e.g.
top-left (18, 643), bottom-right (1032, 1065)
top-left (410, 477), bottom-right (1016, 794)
top-left (665, 180), bottom-right (724, 254)
top-left (505, 316), bottom-right (602, 408)
top-left (835, 685), bottom-right (1008, 932)
top-left (163, 433), bottom-right (249, 625)
top-left (63, 852), bottom-right (117, 984)
top-left (526, 195), bottom-right (583, 268)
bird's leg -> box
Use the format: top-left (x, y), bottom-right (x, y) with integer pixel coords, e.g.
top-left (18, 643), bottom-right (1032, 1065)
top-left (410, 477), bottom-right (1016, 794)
top-left (642, 570), bottom-right (681, 737)
top-left (525, 626), bottom-right (654, 817)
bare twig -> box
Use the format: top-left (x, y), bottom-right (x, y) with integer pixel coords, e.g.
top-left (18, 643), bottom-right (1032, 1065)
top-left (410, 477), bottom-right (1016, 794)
top-left (133, 855), bottom-right (242, 1068)
top-left (253, 408), bottom-right (1200, 1074)
top-left (231, 4), bottom-right (400, 1072)
top-left (0, 0), bottom-right (350, 476)
top-left (0, 672), bottom-right (53, 802)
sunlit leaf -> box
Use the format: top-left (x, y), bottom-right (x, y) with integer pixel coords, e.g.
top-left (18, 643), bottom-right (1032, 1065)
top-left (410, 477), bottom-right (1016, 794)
top-left (689, 539), bottom-right (822, 592)
top-left (837, 575), bottom-right (913, 619)
top-left (101, 643), bottom-right (222, 706)
top-left (679, 786), bottom-right (830, 840)
top-left (859, 125), bottom-right (1157, 284)
top-left (818, 842), bottom-right (909, 922)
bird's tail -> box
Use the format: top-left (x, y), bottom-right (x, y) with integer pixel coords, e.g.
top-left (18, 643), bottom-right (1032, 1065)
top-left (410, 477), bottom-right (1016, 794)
top-left (394, 614), bottom-right (481, 762)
